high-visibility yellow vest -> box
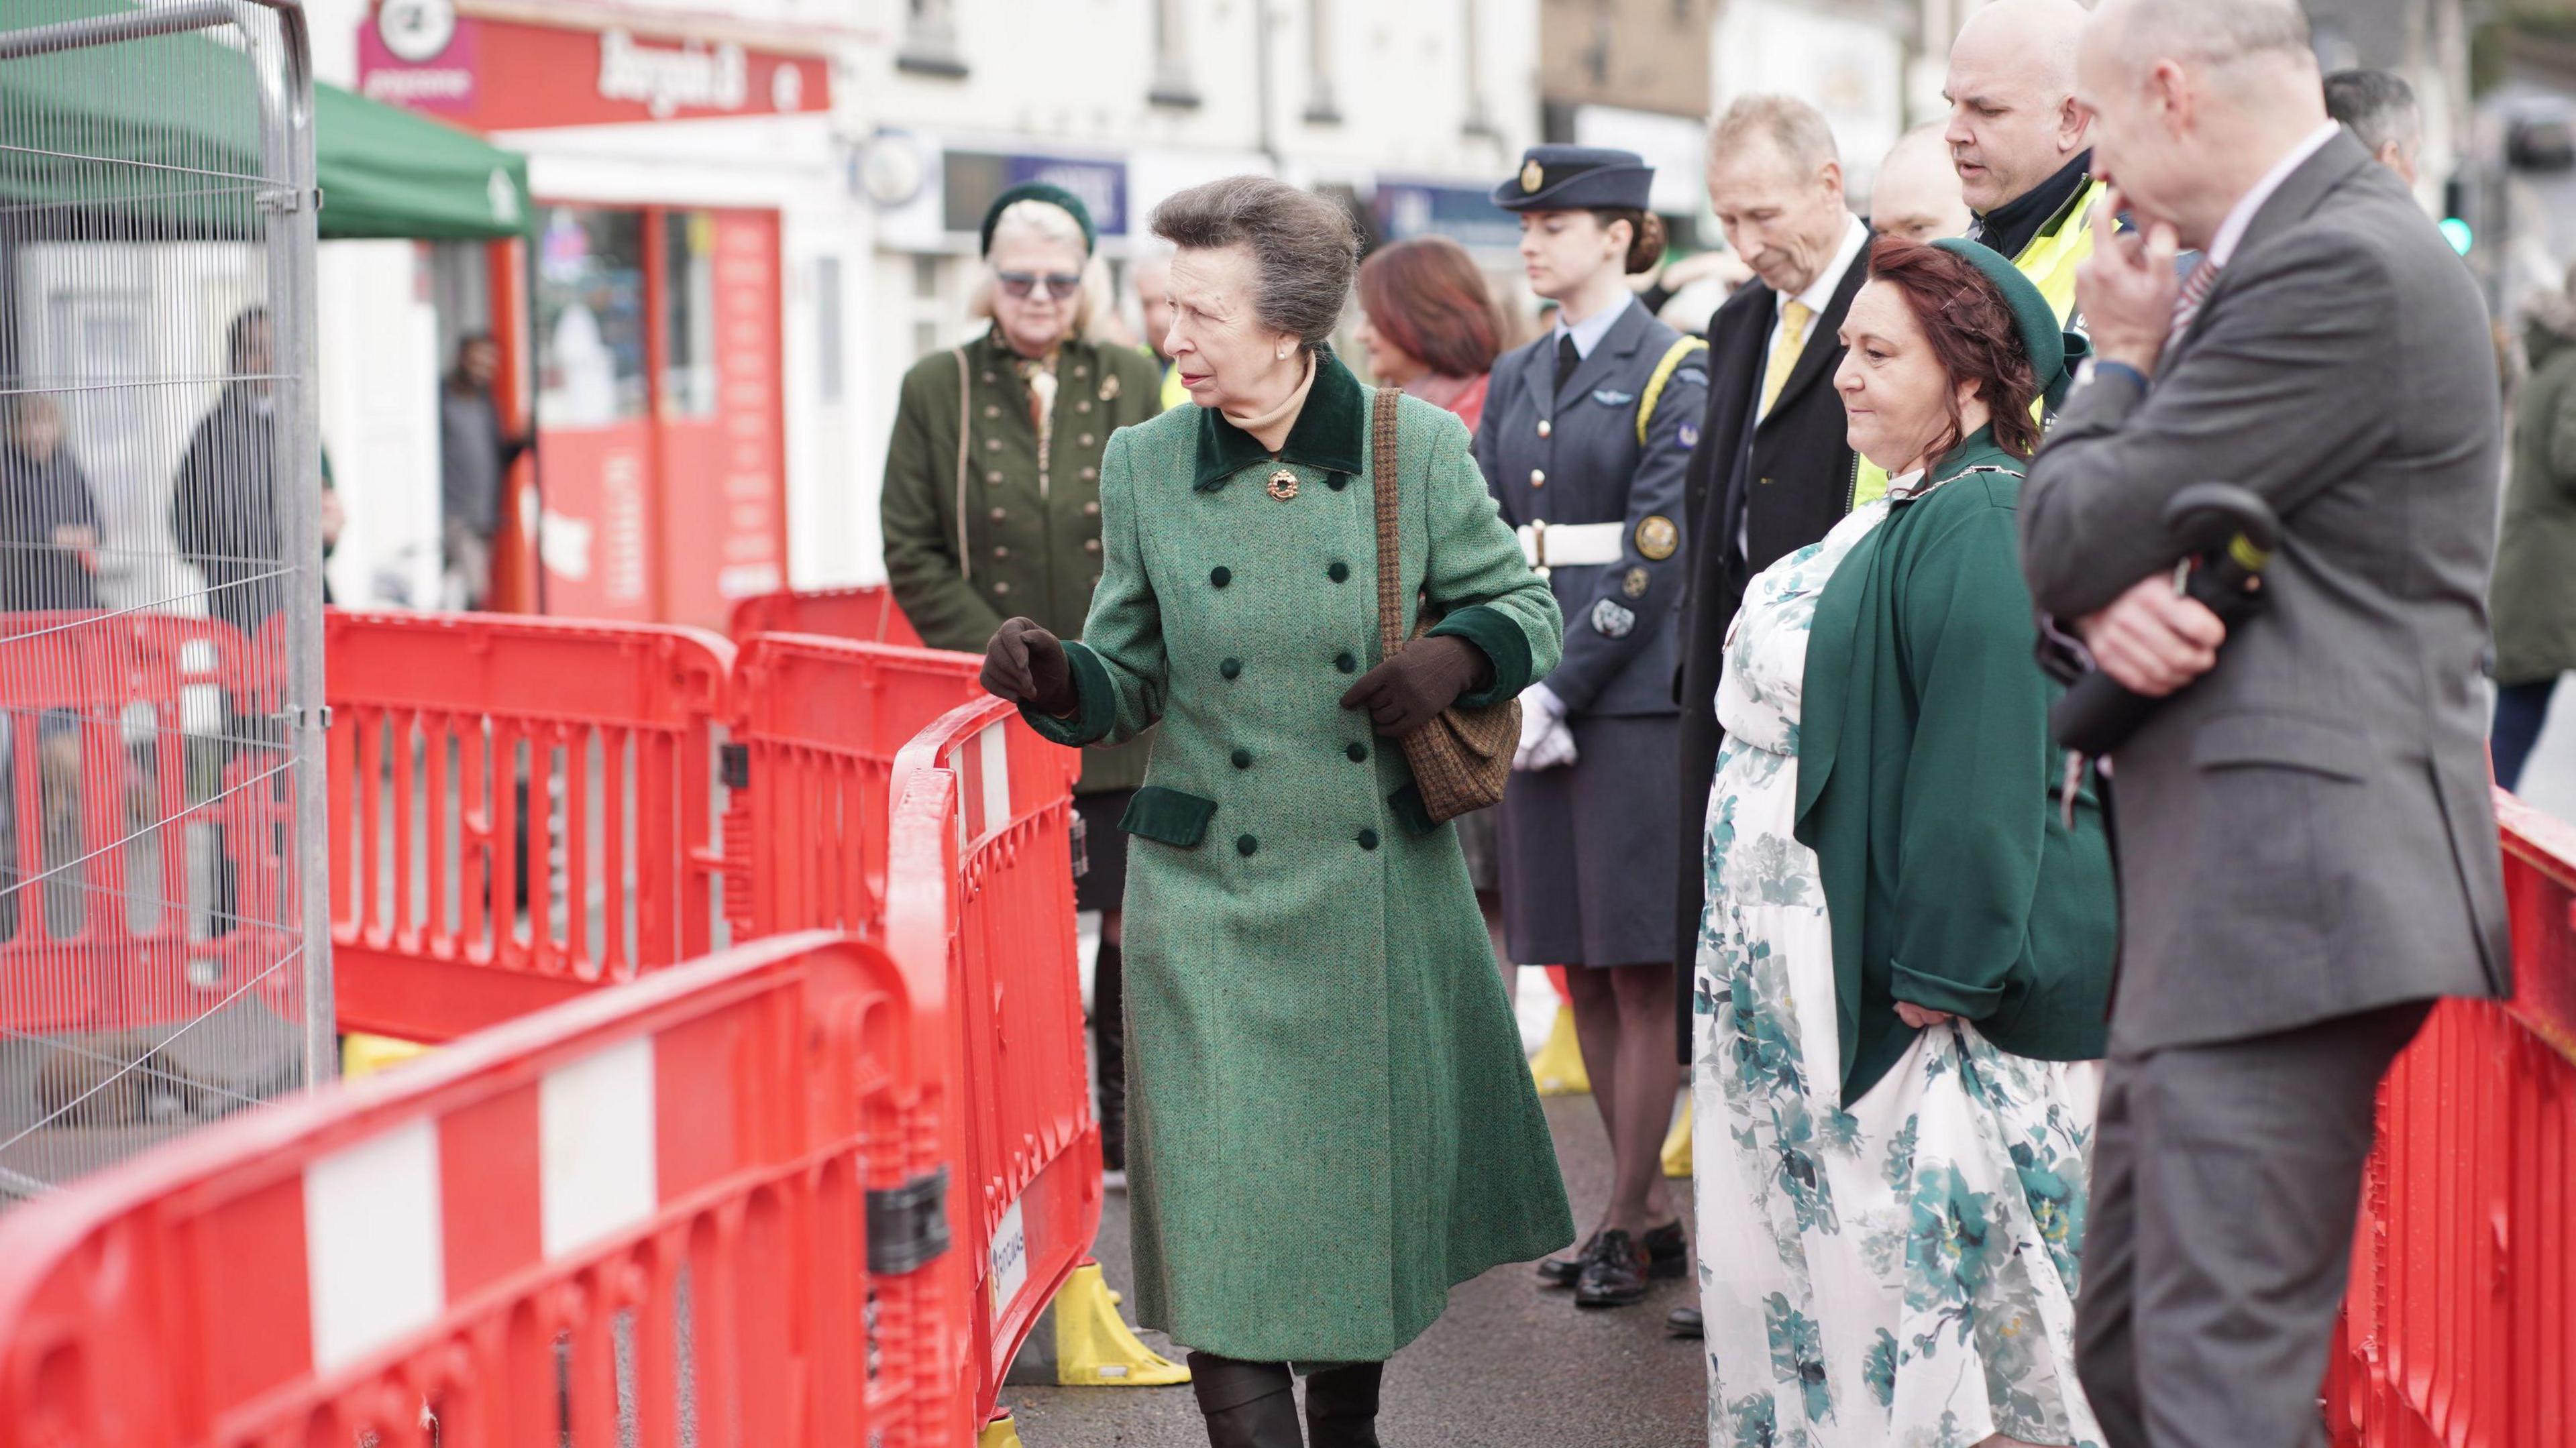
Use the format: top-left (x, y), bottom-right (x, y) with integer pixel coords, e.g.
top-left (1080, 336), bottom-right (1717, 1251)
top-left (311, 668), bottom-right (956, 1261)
top-left (1850, 177), bottom-right (2105, 510)
top-left (1159, 358), bottom-right (1188, 411)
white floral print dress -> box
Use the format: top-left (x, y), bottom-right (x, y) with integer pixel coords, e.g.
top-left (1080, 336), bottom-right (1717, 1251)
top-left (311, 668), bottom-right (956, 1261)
top-left (1690, 489), bottom-right (2104, 1448)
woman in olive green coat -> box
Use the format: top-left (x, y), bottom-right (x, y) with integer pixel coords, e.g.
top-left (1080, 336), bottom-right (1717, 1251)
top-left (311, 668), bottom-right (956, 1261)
top-left (879, 182), bottom-right (1165, 1172)
top-left (2490, 284), bottom-right (2576, 791)
top-left (981, 176), bottom-right (1573, 1448)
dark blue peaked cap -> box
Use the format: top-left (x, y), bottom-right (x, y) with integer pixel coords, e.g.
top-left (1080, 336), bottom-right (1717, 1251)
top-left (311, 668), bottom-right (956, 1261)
top-left (1493, 145), bottom-right (1654, 212)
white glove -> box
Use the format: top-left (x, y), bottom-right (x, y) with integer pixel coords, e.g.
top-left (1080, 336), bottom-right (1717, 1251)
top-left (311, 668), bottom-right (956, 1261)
top-left (1513, 685), bottom-right (1578, 771)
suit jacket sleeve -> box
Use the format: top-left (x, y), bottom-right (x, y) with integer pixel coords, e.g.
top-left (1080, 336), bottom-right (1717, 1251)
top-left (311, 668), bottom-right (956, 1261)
top-left (1420, 406), bottom-right (1564, 706)
top-left (879, 353), bottom-right (1009, 653)
top-left (1547, 368), bottom-right (1705, 712)
top-left (1471, 380), bottom-right (1512, 521)
top-left (1024, 428), bottom-right (1164, 748)
top-left (2020, 228), bottom-right (2400, 619)
top-left (1889, 497), bottom-right (2053, 1019)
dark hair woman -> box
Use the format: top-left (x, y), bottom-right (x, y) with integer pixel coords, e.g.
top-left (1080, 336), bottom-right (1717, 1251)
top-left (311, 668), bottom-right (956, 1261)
top-left (1688, 237), bottom-right (2116, 1447)
top-left (1354, 235), bottom-right (1506, 432)
top-left (978, 175), bottom-right (1572, 1448)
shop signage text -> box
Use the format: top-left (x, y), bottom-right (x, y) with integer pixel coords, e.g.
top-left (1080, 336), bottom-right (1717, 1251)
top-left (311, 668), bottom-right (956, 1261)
top-left (359, 5), bottom-right (829, 130)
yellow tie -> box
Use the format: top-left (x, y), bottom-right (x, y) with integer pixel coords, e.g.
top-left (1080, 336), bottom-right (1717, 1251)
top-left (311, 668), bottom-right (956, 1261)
top-left (1761, 300), bottom-right (1811, 418)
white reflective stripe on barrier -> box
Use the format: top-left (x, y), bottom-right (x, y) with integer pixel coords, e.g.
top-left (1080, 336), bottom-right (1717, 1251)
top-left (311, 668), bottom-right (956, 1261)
top-left (979, 721), bottom-right (1012, 838)
top-left (1517, 521), bottom-right (1624, 568)
top-left (541, 1038), bottom-right (659, 1258)
top-left (304, 1118), bottom-right (445, 1371)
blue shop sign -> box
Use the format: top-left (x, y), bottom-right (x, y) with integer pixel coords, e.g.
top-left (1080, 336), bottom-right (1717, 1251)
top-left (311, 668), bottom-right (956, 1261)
top-left (1373, 182), bottom-right (1518, 250)
top-left (943, 150), bottom-right (1128, 237)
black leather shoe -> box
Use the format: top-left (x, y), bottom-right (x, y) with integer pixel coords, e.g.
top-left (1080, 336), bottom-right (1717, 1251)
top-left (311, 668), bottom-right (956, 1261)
top-left (1536, 1231), bottom-right (1600, 1287)
top-left (1574, 1229), bottom-right (1651, 1308)
top-left (1644, 1219), bottom-right (1688, 1280)
top-left (1666, 1306), bottom-right (1704, 1339)
top-left (1305, 1359), bottom-right (1384, 1448)
top-left (1187, 1353), bottom-right (1301, 1448)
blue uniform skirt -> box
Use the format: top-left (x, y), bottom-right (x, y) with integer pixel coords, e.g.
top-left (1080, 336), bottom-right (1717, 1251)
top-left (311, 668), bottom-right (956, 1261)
top-left (1495, 712), bottom-right (1682, 967)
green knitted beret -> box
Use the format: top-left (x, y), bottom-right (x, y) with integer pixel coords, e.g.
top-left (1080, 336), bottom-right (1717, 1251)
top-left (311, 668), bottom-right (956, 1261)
top-left (1931, 237), bottom-right (2091, 408)
top-left (981, 182), bottom-right (1096, 258)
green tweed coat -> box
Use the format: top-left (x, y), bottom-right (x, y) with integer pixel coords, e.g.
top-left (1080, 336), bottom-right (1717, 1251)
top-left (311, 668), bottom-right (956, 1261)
top-left (1024, 352), bottom-right (1575, 1361)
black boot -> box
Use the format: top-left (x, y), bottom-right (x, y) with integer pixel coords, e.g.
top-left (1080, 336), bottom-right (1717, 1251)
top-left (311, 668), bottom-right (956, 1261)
top-left (1303, 1360), bottom-right (1383, 1448)
top-left (1187, 1353), bottom-right (1301, 1448)
top-left (1094, 938), bottom-right (1126, 1174)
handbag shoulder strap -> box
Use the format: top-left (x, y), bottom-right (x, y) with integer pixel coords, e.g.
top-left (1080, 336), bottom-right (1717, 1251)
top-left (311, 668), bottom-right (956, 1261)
top-left (1371, 385), bottom-right (1405, 655)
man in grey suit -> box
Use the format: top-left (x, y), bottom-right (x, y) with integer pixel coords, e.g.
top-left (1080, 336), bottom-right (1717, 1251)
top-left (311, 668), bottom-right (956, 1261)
top-left (2021, 2), bottom-right (2512, 1444)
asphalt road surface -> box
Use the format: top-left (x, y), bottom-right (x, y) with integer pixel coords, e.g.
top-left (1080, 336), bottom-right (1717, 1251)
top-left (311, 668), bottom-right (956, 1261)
top-left (999, 1093), bottom-right (1707, 1447)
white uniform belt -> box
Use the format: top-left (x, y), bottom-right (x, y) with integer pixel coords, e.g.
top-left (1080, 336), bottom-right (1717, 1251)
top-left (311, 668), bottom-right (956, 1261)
top-left (1517, 521), bottom-right (1624, 568)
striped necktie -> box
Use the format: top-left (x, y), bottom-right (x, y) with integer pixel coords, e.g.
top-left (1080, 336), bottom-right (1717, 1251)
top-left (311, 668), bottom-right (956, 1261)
top-left (2169, 256), bottom-right (2220, 340)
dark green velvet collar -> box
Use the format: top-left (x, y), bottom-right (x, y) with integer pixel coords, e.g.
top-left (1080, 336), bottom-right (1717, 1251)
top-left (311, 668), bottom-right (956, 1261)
top-left (1191, 348), bottom-right (1368, 492)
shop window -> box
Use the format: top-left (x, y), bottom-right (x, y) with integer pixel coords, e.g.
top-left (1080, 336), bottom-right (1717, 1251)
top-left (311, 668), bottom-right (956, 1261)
top-left (535, 206), bottom-right (647, 428)
top-left (661, 211), bottom-right (720, 419)
top-left (899, 0), bottom-right (966, 78)
top-left (1149, 0), bottom-right (1199, 108)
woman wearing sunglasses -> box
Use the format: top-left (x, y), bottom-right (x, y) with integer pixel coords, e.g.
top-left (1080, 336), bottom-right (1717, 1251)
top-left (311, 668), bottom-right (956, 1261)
top-left (880, 182), bottom-right (1167, 1182)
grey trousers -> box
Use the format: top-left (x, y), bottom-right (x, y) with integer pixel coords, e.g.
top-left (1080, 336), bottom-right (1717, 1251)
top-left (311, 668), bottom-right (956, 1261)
top-left (2076, 1000), bottom-right (2431, 1448)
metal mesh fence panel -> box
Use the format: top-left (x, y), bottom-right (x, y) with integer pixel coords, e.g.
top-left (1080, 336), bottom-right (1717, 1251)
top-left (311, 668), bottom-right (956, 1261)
top-left (0, 0), bottom-right (326, 1203)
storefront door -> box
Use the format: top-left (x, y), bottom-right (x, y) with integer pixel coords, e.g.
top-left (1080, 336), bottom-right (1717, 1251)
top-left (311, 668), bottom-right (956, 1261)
top-left (532, 202), bottom-right (785, 628)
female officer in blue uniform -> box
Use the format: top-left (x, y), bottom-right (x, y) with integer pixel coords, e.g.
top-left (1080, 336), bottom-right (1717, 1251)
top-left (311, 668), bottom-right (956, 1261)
top-left (1477, 145), bottom-right (1706, 1310)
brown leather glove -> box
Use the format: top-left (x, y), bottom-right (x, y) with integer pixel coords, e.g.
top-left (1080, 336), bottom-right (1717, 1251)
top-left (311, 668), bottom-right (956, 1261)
top-left (1339, 635), bottom-right (1491, 737)
top-left (981, 617), bottom-right (1077, 716)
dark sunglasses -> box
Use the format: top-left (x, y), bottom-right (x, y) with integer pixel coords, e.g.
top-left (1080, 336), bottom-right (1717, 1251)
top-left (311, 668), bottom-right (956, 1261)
top-left (996, 270), bottom-right (1083, 300)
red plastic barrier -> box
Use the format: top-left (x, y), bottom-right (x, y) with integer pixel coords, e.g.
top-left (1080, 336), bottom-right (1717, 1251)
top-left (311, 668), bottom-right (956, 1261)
top-left (720, 634), bottom-right (981, 944)
top-left (323, 612), bottom-right (732, 1043)
top-left (2326, 791), bottom-right (2576, 1448)
top-left (727, 585), bottom-right (928, 651)
top-left (0, 930), bottom-right (974, 1448)
top-left (884, 693), bottom-right (1096, 1423)
top-left (0, 611), bottom-right (290, 1035)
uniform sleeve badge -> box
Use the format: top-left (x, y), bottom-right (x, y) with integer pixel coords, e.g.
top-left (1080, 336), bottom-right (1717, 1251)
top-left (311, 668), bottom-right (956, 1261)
top-left (1591, 598), bottom-right (1636, 638)
top-left (1635, 514), bottom-right (1679, 561)
top-left (1676, 422), bottom-right (1699, 450)
top-left (1622, 567), bottom-right (1650, 598)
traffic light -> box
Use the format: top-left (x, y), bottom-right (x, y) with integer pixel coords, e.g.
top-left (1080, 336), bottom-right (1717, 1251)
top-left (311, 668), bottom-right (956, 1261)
top-left (2442, 174), bottom-right (2475, 256)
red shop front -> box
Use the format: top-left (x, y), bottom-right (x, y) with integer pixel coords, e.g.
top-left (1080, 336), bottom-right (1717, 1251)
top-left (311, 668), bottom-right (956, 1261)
top-left (361, 4), bottom-right (823, 627)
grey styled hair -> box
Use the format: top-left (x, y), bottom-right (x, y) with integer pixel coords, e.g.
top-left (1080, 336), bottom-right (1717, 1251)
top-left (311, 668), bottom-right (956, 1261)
top-left (2110, 0), bottom-right (2310, 68)
top-left (2324, 68), bottom-right (2420, 155)
top-left (1148, 176), bottom-right (1358, 350)
top-left (1707, 94), bottom-right (1841, 172)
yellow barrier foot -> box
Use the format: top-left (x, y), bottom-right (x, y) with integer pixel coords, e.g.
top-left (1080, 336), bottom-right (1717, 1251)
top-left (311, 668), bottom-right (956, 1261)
top-left (979, 1411), bottom-right (1024, 1447)
top-left (1529, 1003), bottom-right (1591, 1097)
top-left (343, 1034), bottom-right (431, 1079)
top-left (1055, 1262), bottom-right (1191, 1388)
top-left (1661, 1097), bottom-right (1693, 1178)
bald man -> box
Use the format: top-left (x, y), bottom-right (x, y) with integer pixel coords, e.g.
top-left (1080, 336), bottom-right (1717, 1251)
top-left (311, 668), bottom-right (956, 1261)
top-left (1870, 123), bottom-right (1972, 242)
top-left (2024, 2), bottom-right (2509, 1444)
top-left (1945, 0), bottom-right (2105, 320)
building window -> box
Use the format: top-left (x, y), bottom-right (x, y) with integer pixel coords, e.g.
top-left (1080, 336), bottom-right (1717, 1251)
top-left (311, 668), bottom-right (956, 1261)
top-left (898, 0), bottom-right (966, 78)
top-left (1460, 0), bottom-right (1496, 140)
top-left (1303, 0), bottom-right (1342, 125)
top-left (1150, 0), bottom-right (1200, 108)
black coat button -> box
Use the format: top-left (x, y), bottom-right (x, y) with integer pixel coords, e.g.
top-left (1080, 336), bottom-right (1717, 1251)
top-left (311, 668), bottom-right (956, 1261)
top-left (1346, 742), bottom-right (1367, 763)
top-left (1211, 566), bottom-right (1232, 588)
top-left (1231, 748), bottom-right (1252, 769)
top-left (1221, 657), bottom-right (1242, 679)
top-left (1357, 828), bottom-right (1381, 850)
top-left (1328, 474), bottom-right (1348, 491)
top-left (1335, 652), bottom-right (1358, 674)
top-left (1236, 834), bottom-right (1259, 857)
top-left (1328, 561), bottom-right (1350, 583)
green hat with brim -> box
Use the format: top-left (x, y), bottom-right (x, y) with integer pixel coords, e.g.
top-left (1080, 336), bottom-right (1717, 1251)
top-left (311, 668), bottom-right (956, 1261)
top-left (981, 181), bottom-right (1096, 258)
top-left (1930, 237), bottom-right (2090, 409)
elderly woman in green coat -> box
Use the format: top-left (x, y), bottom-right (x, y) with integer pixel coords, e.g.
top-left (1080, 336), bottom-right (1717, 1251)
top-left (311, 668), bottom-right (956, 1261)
top-left (980, 175), bottom-right (1574, 1448)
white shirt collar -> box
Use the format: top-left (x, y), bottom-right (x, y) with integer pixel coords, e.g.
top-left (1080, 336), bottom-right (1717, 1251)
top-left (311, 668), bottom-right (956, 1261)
top-left (1554, 293), bottom-right (1633, 359)
top-left (1883, 467), bottom-right (1929, 500)
top-left (2206, 121), bottom-right (2343, 270)
top-left (1784, 213), bottom-right (1871, 319)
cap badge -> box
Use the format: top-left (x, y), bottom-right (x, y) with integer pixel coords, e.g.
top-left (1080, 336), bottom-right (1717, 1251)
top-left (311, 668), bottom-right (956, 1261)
top-left (1520, 158), bottom-right (1544, 194)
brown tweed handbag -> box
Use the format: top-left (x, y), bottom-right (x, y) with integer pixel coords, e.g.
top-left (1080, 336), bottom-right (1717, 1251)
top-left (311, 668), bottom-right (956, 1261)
top-left (1371, 386), bottom-right (1520, 824)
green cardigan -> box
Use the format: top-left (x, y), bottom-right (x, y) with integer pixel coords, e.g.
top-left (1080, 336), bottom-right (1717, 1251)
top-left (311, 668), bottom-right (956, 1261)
top-left (1793, 429), bottom-right (2117, 1105)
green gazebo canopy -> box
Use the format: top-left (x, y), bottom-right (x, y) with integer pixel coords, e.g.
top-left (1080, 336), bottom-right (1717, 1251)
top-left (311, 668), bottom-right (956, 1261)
top-left (1, 0), bottom-right (529, 241)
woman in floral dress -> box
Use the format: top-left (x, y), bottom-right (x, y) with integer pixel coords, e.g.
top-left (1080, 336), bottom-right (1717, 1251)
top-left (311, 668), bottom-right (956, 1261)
top-left (1691, 237), bottom-right (2119, 1448)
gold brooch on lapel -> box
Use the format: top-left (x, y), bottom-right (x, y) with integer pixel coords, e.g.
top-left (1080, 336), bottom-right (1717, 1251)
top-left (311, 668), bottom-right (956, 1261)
top-left (1099, 372), bottom-right (1121, 401)
top-left (1266, 467), bottom-right (1300, 501)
